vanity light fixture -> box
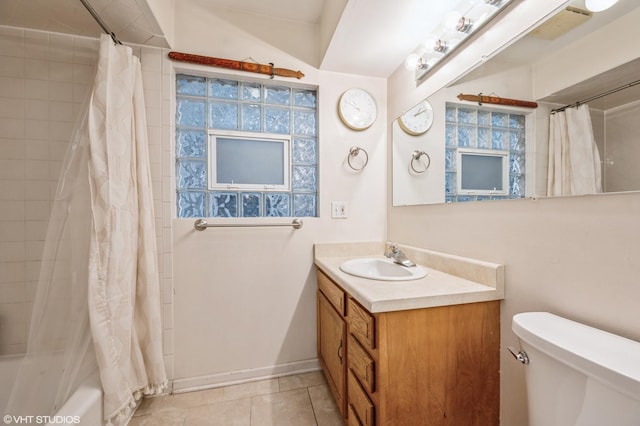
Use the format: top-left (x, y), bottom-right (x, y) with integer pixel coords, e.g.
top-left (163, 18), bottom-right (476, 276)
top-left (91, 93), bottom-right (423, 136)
top-left (585, 0), bottom-right (618, 12)
top-left (404, 0), bottom-right (513, 80)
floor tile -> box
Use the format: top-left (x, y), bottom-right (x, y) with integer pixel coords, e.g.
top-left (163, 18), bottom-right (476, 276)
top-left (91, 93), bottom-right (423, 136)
top-left (184, 398), bottom-right (251, 426)
top-left (308, 384), bottom-right (344, 426)
top-left (133, 371), bottom-right (344, 425)
top-left (250, 388), bottom-right (317, 426)
top-left (135, 387), bottom-right (226, 415)
top-left (222, 378), bottom-right (279, 402)
top-left (278, 371), bottom-right (326, 392)
top-left (128, 406), bottom-right (187, 425)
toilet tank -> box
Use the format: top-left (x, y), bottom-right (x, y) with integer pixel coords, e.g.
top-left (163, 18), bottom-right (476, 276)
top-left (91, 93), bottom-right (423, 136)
top-left (512, 312), bottom-right (640, 426)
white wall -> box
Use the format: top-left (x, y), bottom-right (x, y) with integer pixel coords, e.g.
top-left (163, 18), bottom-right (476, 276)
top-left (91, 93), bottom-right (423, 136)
top-left (603, 101), bottom-right (640, 192)
top-left (169, 0), bottom-right (387, 389)
top-left (0, 27), bottom-right (97, 355)
top-left (387, 193), bottom-right (640, 426)
top-left (387, 2), bottom-right (640, 426)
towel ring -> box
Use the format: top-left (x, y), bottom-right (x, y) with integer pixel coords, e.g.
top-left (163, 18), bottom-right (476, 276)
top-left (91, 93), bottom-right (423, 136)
top-left (410, 150), bottom-right (431, 174)
top-left (347, 146), bottom-right (369, 171)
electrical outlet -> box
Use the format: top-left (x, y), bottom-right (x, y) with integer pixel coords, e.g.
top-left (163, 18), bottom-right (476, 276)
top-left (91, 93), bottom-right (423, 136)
top-left (331, 201), bottom-right (348, 219)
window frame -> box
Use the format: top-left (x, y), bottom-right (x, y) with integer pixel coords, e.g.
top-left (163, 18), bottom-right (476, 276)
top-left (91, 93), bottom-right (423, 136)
top-left (456, 147), bottom-right (510, 196)
top-left (208, 130), bottom-right (291, 192)
top-left (175, 72), bottom-right (319, 218)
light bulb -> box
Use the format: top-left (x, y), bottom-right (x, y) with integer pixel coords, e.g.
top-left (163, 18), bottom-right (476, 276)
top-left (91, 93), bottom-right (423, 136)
top-left (445, 11), bottom-right (462, 31)
top-left (424, 34), bottom-right (438, 53)
top-left (404, 53), bottom-right (421, 70)
top-left (585, 0), bottom-right (618, 12)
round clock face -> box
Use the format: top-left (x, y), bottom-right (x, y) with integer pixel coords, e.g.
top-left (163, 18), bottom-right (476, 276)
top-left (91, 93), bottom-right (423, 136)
top-left (399, 99), bottom-right (434, 136)
top-left (338, 88), bottom-right (377, 130)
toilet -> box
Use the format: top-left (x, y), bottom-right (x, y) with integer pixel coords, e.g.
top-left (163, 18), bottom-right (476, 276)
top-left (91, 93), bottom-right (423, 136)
top-left (511, 312), bottom-right (640, 426)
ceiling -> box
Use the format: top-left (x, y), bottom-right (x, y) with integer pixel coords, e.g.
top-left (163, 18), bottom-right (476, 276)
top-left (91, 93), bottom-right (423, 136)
top-left (0, 0), bottom-right (637, 85)
top-left (197, 0), bottom-right (326, 25)
top-left (318, 0), bottom-right (467, 77)
top-left (0, 0), bottom-right (169, 47)
top-left (0, 0), bottom-right (469, 78)
top-left (461, 0), bottom-right (640, 110)
top-left (538, 58), bottom-right (640, 111)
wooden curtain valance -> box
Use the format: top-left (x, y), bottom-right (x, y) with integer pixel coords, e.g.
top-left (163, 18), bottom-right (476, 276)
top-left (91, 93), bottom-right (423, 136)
top-left (168, 51), bottom-right (305, 80)
top-left (457, 93), bottom-right (538, 109)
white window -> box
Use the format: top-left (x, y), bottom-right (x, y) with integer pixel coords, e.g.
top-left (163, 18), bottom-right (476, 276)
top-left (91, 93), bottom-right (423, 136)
top-left (456, 148), bottom-right (509, 196)
top-left (209, 131), bottom-right (291, 191)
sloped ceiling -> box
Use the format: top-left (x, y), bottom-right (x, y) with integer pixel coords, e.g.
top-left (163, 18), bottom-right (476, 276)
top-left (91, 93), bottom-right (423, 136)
top-left (199, 0), bottom-right (468, 78)
top-left (0, 0), bottom-right (169, 47)
top-left (458, 0), bottom-right (639, 110)
top-left (539, 58), bottom-right (640, 110)
top-left (0, 0), bottom-right (637, 84)
top-left (0, 0), bottom-right (469, 78)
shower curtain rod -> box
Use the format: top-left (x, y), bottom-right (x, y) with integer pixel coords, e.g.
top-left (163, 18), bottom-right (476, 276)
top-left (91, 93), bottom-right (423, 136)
top-left (551, 79), bottom-right (640, 113)
top-left (79, 0), bottom-right (122, 45)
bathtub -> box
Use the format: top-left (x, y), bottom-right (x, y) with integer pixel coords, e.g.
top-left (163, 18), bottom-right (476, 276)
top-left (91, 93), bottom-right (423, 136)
top-left (0, 354), bottom-right (103, 426)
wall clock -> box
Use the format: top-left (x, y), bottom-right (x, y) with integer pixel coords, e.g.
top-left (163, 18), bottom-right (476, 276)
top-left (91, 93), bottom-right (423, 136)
top-left (338, 88), bottom-right (377, 130)
top-left (398, 99), bottom-right (434, 136)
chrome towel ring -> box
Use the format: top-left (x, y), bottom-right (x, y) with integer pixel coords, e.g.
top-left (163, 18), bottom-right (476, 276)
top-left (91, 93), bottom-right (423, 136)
top-left (410, 150), bottom-right (431, 174)
top-left (347, 146), bottom-right (369, 171)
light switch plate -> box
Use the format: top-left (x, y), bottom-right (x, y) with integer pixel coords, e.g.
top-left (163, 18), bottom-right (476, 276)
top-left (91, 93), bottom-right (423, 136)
top-left (331, 201), bottom-right (348, 219)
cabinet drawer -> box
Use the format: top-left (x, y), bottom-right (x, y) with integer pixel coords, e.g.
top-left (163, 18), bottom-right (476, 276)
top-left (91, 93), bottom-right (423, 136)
top-left (318, 271), bottom-right (345, 315)
top-left (348, 335), bottom-right (375, 394)
top-left (348, 372), bottom-right (375, 426)
top-left (348, 298), bottom-right (375, 349)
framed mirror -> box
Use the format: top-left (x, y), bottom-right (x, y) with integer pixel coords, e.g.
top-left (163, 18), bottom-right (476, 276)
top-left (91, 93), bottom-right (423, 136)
top-left (392, 0), bottom-right (640, 206)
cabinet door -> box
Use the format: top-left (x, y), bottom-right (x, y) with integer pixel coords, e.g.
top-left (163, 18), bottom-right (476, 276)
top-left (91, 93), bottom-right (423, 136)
top-left (318, 291), bottom-right (347, 416)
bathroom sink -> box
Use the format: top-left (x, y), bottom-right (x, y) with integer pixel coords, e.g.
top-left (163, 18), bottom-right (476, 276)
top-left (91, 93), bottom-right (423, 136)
top-left (339, 258), bottom-right (428, 281)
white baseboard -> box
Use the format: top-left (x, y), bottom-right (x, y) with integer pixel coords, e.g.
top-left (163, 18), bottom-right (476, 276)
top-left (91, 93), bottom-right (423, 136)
top-left (171, 358), bottom-right (321, 394)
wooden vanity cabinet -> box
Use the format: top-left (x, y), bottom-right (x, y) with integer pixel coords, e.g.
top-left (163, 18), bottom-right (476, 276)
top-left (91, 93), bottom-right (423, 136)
top-left (317, 270), bottom-right (500, 426)
top-left (317, 272), bottom-right (347, 417)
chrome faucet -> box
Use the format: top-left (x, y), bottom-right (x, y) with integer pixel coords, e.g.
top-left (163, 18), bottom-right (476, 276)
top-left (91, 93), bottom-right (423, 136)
top-left (385, 243), bottom-right (416, 267)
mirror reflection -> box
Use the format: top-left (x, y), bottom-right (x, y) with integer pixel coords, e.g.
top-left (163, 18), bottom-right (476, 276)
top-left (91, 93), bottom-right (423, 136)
top-left (392, 0), bottom-right (640, 206)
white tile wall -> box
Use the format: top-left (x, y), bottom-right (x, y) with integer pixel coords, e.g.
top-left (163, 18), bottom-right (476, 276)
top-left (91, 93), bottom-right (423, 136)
top-left (0, 27), bottom-right (96, 354)
top-left (0, 26), bottom-right (174, 373)
top-left (138, 44), bottom-right (175, 379)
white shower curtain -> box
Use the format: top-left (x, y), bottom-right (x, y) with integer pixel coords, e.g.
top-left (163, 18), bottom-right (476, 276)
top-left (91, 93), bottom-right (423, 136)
top-left (547, 104), bottom-right (602, 196)
top-left (5, 71), bottom-right (96, 422)
top-left (87, 35), bottom-right (166, 424)
top-left (5, 34), bottom-right (166, 426)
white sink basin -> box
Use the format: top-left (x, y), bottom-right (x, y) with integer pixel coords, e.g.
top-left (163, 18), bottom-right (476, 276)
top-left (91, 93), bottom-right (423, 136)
top-left (339, 258), bottom-right (428, 281)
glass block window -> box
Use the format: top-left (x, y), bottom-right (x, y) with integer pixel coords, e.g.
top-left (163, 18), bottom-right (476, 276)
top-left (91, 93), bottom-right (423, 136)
top-left (445, 104), bottom-right (526, 202)
top-left (176, 74), bottom-right (318, 218)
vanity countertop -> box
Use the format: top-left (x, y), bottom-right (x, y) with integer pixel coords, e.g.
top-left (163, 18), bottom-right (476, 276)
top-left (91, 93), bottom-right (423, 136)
top-left (314, 242), bottom-right (504, 313)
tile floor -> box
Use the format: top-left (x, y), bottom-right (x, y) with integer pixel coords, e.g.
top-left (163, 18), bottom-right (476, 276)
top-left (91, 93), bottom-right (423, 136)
top-left (130, 371), bottom-right (344, 426)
